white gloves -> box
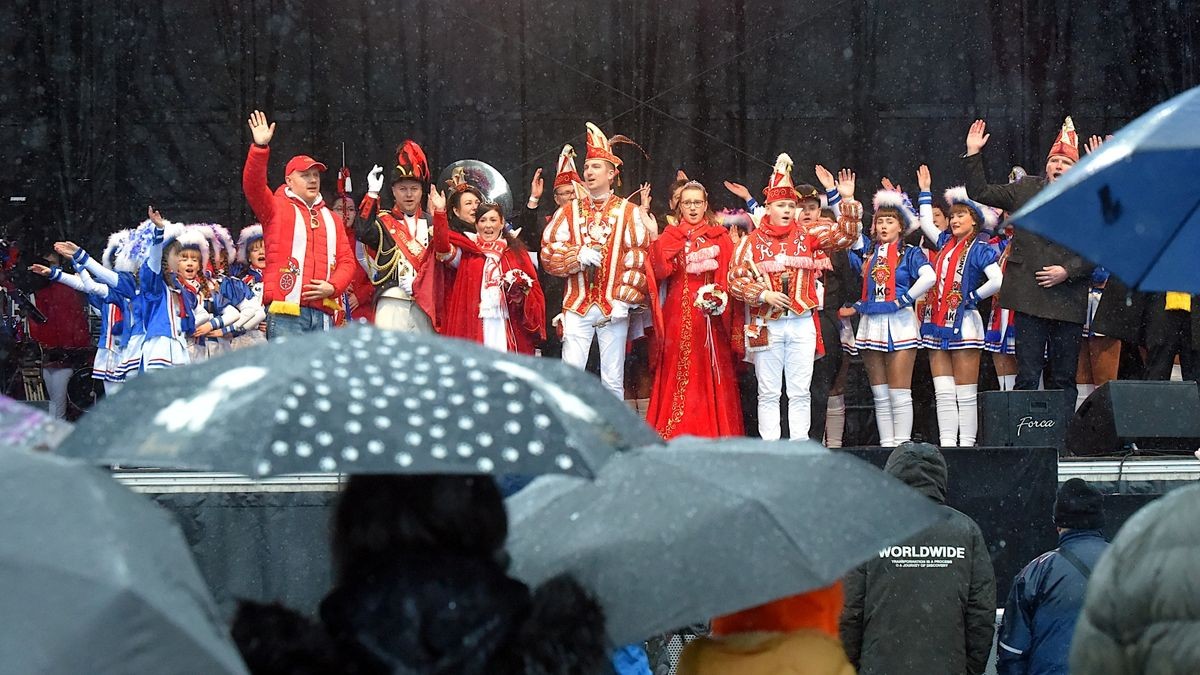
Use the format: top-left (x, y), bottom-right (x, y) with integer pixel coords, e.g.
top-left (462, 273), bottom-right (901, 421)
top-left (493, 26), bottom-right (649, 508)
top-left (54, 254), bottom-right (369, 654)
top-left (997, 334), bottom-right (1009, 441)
top-left (577, 246), bottom-right (603, 268)
top-left (398, 275), bottom-right (415, 295)
top-left (609, 300), bottom-right (631, 319)
top-left (367, 165), bottom-right (384, 195)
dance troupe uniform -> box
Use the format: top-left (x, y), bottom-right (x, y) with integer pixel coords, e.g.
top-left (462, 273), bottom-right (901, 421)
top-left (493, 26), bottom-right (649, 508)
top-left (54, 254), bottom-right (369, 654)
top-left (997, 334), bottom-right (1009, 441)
top-left (728, 153), bottom-right (859, 441)
top-left (229, 224), bottom-right (268, 350)
top-left (985, 225), bottom-right (1018, 387)
top-left (915, 187), bottom-right (1004, 447)
top-left (853, 190), bottom-right (936, 447)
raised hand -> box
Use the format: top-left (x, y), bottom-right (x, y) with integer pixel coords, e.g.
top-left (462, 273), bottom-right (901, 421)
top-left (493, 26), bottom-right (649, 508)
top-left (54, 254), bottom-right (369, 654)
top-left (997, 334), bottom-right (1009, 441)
top-left (966, 119), bottom-right (990, 155)
top-left (148, 205), bottom-right (165, 228)
top-left (917, 165), bottom-right (932, 192)
top-left (881, 177), bottom-right (901, 193)
top-left (530, 168), bottom-right (544, 201)
top-left (814, 165), bottom-right (836, 191)
top-left (837, 168), bottom-right (856, 199)
top-left (54, 241), bottom-right (79, 257)
top-left (1085, 135), bottom-right (1107, 155)
top-left (675, 169), bottom-right (689, 182)
top-left (28, 264), bottom-right (52, 277)
top-left (247, 110), bottom-right (276, 147)
top-left (723, 180), bottom-right (751, 202)
top-left (367, 165), bottom-right (384, 194)
top-left (427, 186), bottom-right (446, 212)
top-left (637, 182), bottom-right (652, 210)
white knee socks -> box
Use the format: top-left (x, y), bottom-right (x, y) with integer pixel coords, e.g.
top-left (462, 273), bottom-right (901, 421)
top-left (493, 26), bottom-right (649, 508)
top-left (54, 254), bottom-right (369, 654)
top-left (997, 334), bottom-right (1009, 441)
top-left (999, 374), bottom-right (1016, 391)
top-left (871, 384), bottom-right (895, 447)
top-left (825, 395), bottom-right (846, 448)
top-left (890, 388), bottom-right (914, 445)
top-left (956, 384), bottom-right (978, 446)
top-left (933, 376), bottom-right (958, 446)
top-left (1075, 383), bottom-right (1095, 411)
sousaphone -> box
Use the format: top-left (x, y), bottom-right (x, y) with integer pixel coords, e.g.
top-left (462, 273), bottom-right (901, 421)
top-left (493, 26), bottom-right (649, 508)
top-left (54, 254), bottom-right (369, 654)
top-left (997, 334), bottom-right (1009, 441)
top-left (437, 160), bottom-right (514, 217)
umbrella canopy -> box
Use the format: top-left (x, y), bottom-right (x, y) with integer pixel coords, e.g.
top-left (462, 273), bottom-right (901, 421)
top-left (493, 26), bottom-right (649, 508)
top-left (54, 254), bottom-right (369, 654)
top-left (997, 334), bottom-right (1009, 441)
top-left (506, 437), bottom-right (947, 645)
top-left (0, 450), bottom-right (246, 674)
top-left (58, 324), bottom-right (658, 478)
top-left (1010, 84), bottom-right (1200, 292)
top-left (0, 394), bottom-right (72, 452)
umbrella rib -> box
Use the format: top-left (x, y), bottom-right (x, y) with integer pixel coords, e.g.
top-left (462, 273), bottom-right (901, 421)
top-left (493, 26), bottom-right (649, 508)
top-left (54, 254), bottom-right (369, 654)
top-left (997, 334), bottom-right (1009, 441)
top-left (1133, 196), bottom-right (1200, 289)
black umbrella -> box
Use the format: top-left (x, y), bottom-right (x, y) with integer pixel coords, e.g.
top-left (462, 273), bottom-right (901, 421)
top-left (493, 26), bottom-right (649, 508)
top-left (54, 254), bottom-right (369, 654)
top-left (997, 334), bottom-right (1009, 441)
top-left (506, 437), bottom-right (948, 645)
top-left (0, 450), bottom-right (246, 674)
top-left (58, 324), bottom-right (658, 478)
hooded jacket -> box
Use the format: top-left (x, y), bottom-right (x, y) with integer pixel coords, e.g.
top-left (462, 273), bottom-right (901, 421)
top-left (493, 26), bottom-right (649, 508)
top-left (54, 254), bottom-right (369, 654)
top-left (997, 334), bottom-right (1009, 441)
top-left (1070, 483), bottom-right (1200, 674)
top-left (234, 554), bottom-right (609, 675)
top-left (997, 528), bottom-right (1108, 675)
top-left (840, 443), bottom-right (997, 675)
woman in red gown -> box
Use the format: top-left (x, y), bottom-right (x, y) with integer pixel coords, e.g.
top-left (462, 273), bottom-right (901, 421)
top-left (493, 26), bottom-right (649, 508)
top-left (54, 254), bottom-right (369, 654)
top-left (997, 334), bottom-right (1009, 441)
top-left (434, 192), bottom-right (546, 355)
top-left (646, 182), bottom-right (744, 439)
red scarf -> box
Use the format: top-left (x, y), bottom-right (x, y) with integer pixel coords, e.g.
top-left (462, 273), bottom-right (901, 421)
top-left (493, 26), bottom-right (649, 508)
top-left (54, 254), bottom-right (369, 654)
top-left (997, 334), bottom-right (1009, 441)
top-left (862, 241), bottom-right (900, 303)
top-left (757, 215), bottom-right (793, 240)
top-left (926, 235), bottom-right (970, 328)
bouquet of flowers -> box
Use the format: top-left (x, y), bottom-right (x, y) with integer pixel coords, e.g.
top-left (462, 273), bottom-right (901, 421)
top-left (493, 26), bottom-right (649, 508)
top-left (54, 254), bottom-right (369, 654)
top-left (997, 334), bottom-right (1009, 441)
top-left (693, 283), bottom-right (728, 316)
top-left (503, 269), bottom-right (534, 304)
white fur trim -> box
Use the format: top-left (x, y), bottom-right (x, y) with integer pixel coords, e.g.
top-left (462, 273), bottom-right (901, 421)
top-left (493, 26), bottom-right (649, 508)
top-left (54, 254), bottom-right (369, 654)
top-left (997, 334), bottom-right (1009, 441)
top-left (943, 186), bottom-right (1000, 231)
top-left (685, 259), bottom-right (720, 274)
top-left (872, 189), bottom-right (917, 228)
top-left (685, 244), bottom-right (720, 264)
top-left (175, 227), bottom-right (211, 269)
top-left (237, 224), bottom-right (264, 263)
top-left (103, 229), bottom-right (129, 270)
top-left (758, 256), bottom-right (832, 273)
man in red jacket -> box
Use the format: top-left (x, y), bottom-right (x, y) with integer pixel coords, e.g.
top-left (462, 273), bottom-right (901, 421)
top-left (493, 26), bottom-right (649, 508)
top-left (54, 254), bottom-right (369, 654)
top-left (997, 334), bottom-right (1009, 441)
top-left (242, 110), bottom-right (357, 338)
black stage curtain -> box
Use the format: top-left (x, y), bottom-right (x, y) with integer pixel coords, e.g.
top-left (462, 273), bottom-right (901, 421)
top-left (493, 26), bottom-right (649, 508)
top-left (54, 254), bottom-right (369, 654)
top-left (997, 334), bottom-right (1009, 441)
top-left (3, 0), bottom-right (1199, 251)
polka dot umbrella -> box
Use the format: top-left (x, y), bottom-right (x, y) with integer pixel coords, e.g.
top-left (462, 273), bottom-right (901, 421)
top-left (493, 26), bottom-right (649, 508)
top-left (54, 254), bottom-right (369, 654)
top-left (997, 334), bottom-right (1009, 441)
top-left (57, 324), bottom-right (661, 478)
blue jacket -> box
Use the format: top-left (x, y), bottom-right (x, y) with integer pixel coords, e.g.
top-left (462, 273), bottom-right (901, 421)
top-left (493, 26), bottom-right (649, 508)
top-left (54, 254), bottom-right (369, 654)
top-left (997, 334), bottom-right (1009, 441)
top-left (997, 529), bottom-right (1109, 675)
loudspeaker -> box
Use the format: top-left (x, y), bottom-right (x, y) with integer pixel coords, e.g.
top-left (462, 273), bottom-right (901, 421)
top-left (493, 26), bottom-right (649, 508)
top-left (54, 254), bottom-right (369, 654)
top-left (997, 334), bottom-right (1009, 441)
top-left (979, 390), bottom-right (1069, 450)
top-left (1066, 380), bottom-right (1200, 456)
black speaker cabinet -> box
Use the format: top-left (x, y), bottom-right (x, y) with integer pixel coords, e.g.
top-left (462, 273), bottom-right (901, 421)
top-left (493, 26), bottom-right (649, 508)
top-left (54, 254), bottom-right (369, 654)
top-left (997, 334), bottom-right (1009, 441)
top-left (980, 390), bottom-right (1069, 450)
top-left (1066, 380), bottom-right (1200, 456)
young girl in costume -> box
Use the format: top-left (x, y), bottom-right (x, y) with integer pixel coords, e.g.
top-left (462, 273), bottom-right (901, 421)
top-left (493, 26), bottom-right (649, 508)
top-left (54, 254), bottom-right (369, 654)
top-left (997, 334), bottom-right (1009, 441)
top-left (228, 224), bottom-right (268, 349)
top-left (854, 189), bottom-right (936, 447)
top-left (433, 189), bottom-right (546, 354)
top-left (913, 165), bottom-right (1004, 447)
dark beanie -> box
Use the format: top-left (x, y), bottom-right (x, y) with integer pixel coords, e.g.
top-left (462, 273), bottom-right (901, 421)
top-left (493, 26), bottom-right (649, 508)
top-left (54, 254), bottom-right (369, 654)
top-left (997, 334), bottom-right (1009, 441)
top-left (1054, 478), bottom-right (1105, 530)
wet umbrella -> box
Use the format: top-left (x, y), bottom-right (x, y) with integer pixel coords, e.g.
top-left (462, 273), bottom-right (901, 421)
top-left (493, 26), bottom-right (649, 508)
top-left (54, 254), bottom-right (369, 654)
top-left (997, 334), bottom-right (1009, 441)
top-left (506, 437), bottom-right (947, 645)
top-left (0, 394), bottom-right (72, 452)
top-left (57, 324), bottom-right (658, 478)
top-left (1010, 84), bottom-right (1200, 292)
top-left (0, 450), bottom-right (246, 674)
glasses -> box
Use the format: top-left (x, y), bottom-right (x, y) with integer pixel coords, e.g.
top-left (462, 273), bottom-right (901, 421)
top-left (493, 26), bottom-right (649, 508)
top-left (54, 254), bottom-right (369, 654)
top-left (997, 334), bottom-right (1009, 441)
top-left (554, 190), bottom-right (575, 199)
top-left (680, 200), bottom-right (707, 208)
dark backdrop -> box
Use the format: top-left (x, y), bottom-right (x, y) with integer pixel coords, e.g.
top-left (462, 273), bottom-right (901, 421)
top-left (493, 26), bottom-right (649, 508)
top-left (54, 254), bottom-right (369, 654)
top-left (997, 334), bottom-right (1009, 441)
top-left (3, 0), bottom-right (1198, 253)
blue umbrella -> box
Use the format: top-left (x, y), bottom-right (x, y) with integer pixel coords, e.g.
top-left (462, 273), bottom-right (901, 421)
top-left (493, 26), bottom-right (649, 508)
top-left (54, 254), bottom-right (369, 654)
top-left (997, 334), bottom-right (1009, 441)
top-left (1010, 85), bottom-right (1200, 292)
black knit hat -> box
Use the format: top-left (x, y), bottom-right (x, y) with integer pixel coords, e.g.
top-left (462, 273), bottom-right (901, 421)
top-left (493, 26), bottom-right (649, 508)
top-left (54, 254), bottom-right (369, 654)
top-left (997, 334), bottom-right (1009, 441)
top-left (1054, 478), bottom-right (1105, 530)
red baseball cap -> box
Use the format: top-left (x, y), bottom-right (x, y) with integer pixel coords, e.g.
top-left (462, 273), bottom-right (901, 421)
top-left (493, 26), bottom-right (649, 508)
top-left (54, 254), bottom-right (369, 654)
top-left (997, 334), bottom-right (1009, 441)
top-left (285, 155), bottom-right (327, 176)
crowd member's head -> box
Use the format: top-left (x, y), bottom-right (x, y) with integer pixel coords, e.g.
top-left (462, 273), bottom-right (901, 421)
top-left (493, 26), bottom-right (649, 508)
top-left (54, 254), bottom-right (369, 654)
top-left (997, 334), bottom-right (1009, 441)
top-left (172, 227), bottom-right (209, 281)
top-left (550, 144), bottom-right (581, 208)
top-left (331, 474), bottom-right (508, 584)
top-left (391, 140), bottom-right (430, 215)
top-left (794, 183), bottom-right (823, 227)
top-left (583, 122), bottom-right (639, 198)
top-left (930, 203), bottom-right (948, 231)
top-left (674, 182), bottom-right (713, 226)
top-left (284, 155), bottom-right (326, 206)
top-left (331, 195), bottom-right (356, 230)
top-left (762, 153), bottom-right (800, 228)
top-left (448, 183), bottom-right (483, 234)
top-left (1045, 116), bottom-right (1079, 184)
top-left (237, 224), bottom-right (266, 272)
top-left (871, 190), bottom-right (916, 245)
top-left (1053, 478), bottom-right (1105, 533)
top-left (667, 176), bottom-right (691, 212)
top-left (943, 187), bottom-right (998, 240)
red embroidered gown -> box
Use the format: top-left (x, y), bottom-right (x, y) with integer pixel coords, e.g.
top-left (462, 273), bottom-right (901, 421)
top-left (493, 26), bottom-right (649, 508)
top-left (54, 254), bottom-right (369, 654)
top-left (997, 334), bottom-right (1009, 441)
top-left (646, 222), bottom-right (744, 439)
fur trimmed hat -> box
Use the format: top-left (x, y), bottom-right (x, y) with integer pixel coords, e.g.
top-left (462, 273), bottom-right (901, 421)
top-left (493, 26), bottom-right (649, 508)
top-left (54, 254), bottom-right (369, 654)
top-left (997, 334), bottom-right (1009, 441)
top-left (236, 224), bottom-right (264, 264)
top-left (102, 230), bottom-right (130, 270)
top-left (872, 189), bottom-right (918, 231)
top-left (944, 186), bottom-right (999, 231)
top-left (175, 226), bottom-right (211, 270)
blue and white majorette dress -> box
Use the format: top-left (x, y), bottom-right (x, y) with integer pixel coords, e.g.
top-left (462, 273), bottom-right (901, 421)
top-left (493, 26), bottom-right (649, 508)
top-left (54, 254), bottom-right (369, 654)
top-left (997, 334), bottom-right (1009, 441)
top-left (854, 240), bottom-right (934, 352)
top-left (984, 236), bottom-right (1017, 355)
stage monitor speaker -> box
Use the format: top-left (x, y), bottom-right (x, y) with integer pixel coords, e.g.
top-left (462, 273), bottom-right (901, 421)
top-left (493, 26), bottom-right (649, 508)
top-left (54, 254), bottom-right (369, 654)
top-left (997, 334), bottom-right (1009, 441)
top-left (979, 390), bottom-right (1068, 450)
top-left (1066, 380), bottom-right (1200, 456)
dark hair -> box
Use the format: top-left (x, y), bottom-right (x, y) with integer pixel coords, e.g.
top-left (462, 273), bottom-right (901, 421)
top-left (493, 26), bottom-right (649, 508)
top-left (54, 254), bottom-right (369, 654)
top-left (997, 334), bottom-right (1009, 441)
top-left (930, 203), bottom-right (947, 217)
top-left (448, 186), bottom-right (484, 234)
top-left (331, 474), bottom-right (508, 583)
top-left (475, 203), bottom-right (526, 253)
top-left (949, 203), bottom-right (981, 229)
top-left (819, 207), bottom-right (836, 221)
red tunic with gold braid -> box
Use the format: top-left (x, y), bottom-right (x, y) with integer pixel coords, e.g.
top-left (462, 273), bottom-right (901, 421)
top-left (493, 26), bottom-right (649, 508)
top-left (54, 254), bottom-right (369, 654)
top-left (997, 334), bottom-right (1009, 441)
top-left (728, 200), bottom-right (861, 322)
top-left (539, 194), bottom-right (649, 317)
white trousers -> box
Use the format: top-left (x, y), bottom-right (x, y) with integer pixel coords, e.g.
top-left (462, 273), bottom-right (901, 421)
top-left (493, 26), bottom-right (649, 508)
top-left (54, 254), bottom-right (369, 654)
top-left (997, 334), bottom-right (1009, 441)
top-left (42, 367), bottom-right (72, 420)
top-left (753, 313), bottom-right (817, 441)
top-left (561, 305), bottom-right (629, 399)
top-left (376, 297), bottom-right (434, 334)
